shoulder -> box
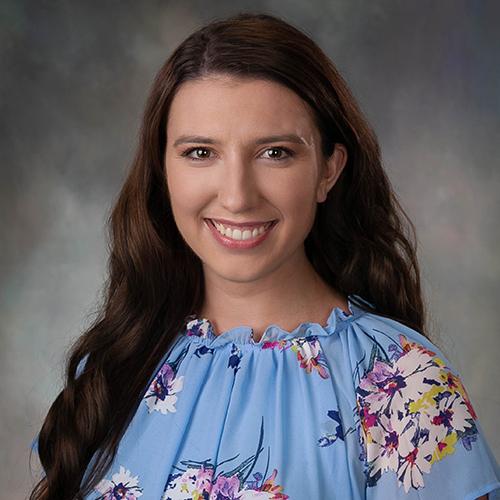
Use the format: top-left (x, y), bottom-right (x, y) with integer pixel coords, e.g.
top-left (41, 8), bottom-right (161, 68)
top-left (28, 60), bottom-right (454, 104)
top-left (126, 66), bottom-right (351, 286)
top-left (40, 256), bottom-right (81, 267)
top-left (349, 309), bottom-right (476, 427)
top-left (347, 308), bottom-right (464, 393)
top-left (348, 310), bottom-right (488, 493)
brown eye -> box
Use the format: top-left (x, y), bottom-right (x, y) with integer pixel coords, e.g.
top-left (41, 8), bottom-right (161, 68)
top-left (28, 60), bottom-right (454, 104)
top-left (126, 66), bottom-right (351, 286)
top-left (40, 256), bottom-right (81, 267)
top-left (181, 147), bottom-right (214, 161)
top-left (262, 147), bottom-right (295, 161)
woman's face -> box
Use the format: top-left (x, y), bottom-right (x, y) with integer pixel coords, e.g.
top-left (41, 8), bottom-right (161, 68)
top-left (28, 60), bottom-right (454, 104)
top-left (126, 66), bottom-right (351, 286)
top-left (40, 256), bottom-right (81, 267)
top-left (165, 74), bottom-right (346, 284)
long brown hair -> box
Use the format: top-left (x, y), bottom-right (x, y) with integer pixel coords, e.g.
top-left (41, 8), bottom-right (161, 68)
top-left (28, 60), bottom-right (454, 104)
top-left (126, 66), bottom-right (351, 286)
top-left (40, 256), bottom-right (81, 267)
top-left (30, 11), bottom-right (429, 499)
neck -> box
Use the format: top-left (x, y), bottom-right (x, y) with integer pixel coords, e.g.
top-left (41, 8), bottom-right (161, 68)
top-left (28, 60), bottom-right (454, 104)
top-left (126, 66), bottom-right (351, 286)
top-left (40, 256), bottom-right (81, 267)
top-left (199, 247), bottom-right (347, 335)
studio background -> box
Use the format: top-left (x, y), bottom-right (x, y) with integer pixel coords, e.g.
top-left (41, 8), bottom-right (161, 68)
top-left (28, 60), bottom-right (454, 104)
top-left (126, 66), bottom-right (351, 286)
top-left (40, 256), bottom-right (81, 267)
top-left (1, 1), bottom-right (499, 497)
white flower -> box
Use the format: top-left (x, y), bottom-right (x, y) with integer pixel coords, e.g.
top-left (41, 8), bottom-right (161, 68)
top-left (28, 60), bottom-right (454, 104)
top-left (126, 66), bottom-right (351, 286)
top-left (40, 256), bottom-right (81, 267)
top-left (362, 349), bottom-right (441, 415)
top-left (146, 375), bottom-right (184, 414)
top-left (95, 465), bottom-right (143, 498)
top-left (144, 362), bottom-right (185, 414)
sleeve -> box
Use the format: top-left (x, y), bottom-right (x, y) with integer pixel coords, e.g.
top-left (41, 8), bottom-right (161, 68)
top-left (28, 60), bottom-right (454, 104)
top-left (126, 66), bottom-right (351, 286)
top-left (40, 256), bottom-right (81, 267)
top-left (30, 434), bottom-right (39, 454)
top-left (351, 313), bottom-right (500, 499)
top-left (75, 353), bottom-right (89, 378)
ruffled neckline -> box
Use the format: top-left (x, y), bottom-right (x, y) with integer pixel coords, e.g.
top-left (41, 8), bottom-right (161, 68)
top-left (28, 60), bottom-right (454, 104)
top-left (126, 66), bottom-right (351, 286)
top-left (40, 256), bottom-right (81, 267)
top-left (182, 293), bottom-right (373, 348)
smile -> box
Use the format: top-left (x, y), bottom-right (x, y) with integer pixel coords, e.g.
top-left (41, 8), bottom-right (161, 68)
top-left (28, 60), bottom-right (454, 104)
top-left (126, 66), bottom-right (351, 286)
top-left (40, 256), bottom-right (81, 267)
top-left (205, 218), bottom-right (278, 249)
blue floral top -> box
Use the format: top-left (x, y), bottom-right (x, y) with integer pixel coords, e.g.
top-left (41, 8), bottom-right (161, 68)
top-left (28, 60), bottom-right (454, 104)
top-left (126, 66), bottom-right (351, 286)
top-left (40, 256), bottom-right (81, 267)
top-left (31, 294), bottom-right (500, 499)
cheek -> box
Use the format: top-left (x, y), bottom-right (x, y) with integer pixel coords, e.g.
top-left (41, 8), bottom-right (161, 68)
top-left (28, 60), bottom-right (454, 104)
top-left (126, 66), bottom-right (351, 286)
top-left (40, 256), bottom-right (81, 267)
top-left (166, 166), bottom-right (206, 216)
top-left (166, 174), bottom-right (207, 249)
top-left (273, 174), bottom-right (317, 224)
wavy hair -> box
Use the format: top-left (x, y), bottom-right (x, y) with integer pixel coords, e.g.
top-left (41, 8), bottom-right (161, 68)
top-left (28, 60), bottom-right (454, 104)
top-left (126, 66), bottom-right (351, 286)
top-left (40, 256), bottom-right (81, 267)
top-left (30, 11), bottom-right (429, 499)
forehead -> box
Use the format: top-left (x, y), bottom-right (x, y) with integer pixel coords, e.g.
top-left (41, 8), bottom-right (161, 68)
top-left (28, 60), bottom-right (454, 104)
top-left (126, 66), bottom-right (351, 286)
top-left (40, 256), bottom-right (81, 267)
top-left (166, 75), bottom-right (317, 139)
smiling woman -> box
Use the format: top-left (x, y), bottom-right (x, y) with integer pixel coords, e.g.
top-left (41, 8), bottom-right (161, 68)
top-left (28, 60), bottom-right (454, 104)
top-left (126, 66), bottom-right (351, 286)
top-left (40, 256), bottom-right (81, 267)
top-left (29, 11), bottom-right (499, 500)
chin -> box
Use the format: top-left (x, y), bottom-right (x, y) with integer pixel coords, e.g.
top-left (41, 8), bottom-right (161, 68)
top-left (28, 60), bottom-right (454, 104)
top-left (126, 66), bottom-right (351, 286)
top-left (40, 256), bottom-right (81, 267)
top-left (203, 260), bottom-right (272, 283)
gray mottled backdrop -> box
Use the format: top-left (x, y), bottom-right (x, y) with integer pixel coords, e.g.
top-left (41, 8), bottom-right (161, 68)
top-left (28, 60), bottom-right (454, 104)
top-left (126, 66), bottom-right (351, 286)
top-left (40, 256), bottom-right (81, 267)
top-left (1, 1), bottom-right (499, 497)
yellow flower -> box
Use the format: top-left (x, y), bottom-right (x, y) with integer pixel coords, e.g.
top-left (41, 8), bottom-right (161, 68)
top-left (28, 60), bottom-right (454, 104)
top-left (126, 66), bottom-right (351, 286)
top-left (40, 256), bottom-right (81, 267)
top-left (429, 432), bottom-right (458, 464)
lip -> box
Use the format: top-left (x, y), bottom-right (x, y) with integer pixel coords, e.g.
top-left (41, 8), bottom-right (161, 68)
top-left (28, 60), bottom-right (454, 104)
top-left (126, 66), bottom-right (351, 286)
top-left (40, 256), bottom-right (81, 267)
top-left (205, 218), bottom-right (278, 250)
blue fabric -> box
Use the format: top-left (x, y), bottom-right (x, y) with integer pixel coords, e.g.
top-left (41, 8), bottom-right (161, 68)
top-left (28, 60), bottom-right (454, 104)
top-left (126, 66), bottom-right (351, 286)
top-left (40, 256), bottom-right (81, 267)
top-left (32, 294), bottom-right (500, 499)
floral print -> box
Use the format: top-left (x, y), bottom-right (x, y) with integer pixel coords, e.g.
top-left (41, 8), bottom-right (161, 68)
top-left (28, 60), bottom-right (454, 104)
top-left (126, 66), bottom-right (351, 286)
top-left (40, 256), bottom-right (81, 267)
top-left (355, 333), bottom-right (479, 492)
top-left (185, 317), bottom-right (330, 379)
top-left (185, 317), bottom-right (212, 338)
top-left (263, 336), bottom-right (330, 379)
top-left (292, 336), bottom-right (330, 379)
top-left (318, 409), bottom-right (356, 447)
top-left (228, 342), bottom-right (243, 375)
top-left (162, 418), bottom-right (288, 499)
top-left (95, 465), bottom-right (143, 499)
top-left (143, 345), bottom-right (189, 414)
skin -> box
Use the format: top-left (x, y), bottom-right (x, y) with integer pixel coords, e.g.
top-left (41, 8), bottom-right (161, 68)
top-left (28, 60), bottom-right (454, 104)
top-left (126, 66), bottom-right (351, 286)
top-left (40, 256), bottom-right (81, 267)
top-left (163, 74), bottom-right (346, 340)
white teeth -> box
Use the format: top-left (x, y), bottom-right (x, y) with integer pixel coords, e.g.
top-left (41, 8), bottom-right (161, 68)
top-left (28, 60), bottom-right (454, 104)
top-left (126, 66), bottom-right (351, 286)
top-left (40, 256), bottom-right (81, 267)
top-left (211, 220), bottom-right (272, 241)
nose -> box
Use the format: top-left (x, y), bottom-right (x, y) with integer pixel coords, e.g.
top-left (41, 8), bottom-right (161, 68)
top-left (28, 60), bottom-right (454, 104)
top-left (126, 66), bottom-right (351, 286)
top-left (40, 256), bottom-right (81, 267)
top-left (217, 153), bottom-right (261, 212)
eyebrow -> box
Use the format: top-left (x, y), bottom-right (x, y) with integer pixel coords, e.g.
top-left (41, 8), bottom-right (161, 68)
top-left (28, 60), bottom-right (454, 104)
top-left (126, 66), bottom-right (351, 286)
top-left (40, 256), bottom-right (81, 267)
top-left (173, 134), bottom-right (306, 147)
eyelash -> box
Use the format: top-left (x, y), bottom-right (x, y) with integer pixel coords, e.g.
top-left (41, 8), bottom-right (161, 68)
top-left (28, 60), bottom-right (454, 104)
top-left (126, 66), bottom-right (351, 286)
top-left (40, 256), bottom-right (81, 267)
top-left (180, 146), bottom-right (295, 162)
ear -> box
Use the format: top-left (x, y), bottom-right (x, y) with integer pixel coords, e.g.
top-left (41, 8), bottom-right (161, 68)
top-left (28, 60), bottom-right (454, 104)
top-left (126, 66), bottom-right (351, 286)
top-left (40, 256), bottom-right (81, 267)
top-left (316, 143), bottom-right (348, 203)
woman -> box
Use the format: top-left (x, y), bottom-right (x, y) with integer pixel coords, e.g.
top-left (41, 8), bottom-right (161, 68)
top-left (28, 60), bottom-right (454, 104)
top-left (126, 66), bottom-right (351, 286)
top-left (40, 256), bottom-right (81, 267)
top-left (30, 12), bottom-right (499, 500)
